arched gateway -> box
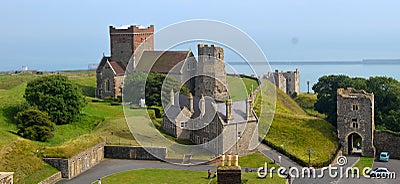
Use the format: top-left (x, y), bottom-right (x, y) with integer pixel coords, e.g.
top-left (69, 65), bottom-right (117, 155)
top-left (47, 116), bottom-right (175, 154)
top-left (337, 88), bottom-right (375, 157)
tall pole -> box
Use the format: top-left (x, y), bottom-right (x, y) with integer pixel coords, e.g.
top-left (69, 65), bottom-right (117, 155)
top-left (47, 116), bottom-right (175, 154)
top-left (307, 81), bottom-right (310, 94)
top-left (236, 122), bottom-right (238, 155)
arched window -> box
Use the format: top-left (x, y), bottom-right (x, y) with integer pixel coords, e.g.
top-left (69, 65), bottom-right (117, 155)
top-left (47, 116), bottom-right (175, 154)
top-left (106, 80), bottom-right (111, 92)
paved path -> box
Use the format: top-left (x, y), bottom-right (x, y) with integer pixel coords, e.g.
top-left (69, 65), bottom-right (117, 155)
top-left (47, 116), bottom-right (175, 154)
top-left (258, 143), bottom-right (301, 169)
top-left (292, 156), bottom-right (360, 184)
top-left (56, 159), bottom-right (216, 184)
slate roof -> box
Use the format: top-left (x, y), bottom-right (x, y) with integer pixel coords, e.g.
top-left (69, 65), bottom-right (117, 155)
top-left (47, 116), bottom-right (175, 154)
top-left (135, 51), bottom-right (193, 73)
top-left (164, 94), bottom-right (252, 124)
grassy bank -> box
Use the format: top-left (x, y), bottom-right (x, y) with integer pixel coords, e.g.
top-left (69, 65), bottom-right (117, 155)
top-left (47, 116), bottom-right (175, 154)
top-left (258, 80), bottom-right (338, 167)
top-left (350, 157), bottom-right (374, 175)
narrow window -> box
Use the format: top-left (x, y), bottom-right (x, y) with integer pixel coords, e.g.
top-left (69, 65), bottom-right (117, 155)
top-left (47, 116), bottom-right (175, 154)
top-left (352, 104), bottom-right (359, 111)
top-left (352, 119), bottom-right (358, 128)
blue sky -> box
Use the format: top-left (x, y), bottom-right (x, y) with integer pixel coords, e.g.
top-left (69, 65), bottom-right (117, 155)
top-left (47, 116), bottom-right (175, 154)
top-left (1, 0), bottom-right (400, 71)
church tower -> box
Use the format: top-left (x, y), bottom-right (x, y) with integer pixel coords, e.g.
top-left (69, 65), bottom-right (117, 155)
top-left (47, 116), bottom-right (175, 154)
top-left (109, 25), bottom-right (154, 67)
top-left (195, 44), bottom-right (228, 101)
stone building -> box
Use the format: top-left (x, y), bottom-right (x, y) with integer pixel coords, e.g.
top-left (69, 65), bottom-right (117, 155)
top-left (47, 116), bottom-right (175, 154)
top-left (162, 92), bottom-right (258, 156)
top-left (263, 69), bottom-right (300, 95)
top-left (337, 88), bottom-right (375, 157)
top-left (96, 25), bottom-right (154, 99)
top-left (195, 44), bottom-right (229, 101)
top-left (95, 25), bottom-right (197, 99)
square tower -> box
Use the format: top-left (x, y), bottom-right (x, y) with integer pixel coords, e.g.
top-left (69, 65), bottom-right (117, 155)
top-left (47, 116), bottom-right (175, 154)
top-left (337, 88), bottom-right (375, 157)
top-left (109, 25), bottom-right (154, 67)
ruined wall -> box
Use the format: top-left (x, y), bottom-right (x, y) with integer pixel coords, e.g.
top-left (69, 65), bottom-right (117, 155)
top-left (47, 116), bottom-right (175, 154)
top-left (104, 146), bottom-right (166, 160)
top-left (374, 131), bottom-right (400, 159)
top-left (263, 69), bottom-right (300, 95)
top-left (337, 88), bottom-right (375, 157)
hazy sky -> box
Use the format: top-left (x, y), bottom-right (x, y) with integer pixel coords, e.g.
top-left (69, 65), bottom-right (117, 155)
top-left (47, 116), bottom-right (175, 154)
top-left (1, 0), bottom-right (400, 71)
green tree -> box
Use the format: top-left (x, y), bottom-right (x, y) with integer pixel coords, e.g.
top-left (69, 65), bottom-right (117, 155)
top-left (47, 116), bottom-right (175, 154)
top-left (16, 109), bottom-right (55, 142)
top-left (366, 76), bottom-right (400, 130)
top-left (313, 75), bottom-right (400, 132)
top-left (24, 75), bottom-right (86, 124)
top-left (312, 75), bottom-right (353, 124)
top-left (124, 72), bottom-right (189, 106)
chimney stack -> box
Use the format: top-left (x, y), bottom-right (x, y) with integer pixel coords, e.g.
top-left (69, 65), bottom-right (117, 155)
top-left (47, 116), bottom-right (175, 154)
top-left (170, 89), bottom-right (175, 106)
top-left (189, 92), bottom-right (194, 113)
top-left (246, 95), bottom-right (254, 120)
top-left (226, 98), bottom-right (233, 122)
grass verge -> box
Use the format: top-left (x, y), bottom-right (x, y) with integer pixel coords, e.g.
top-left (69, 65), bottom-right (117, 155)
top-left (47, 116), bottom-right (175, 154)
top-left (98, 169), bottom-right (286, 184)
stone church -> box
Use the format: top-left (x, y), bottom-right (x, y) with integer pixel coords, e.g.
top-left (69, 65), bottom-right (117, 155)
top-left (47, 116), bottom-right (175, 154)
top-left (95, 25), bottom-right (196, 99)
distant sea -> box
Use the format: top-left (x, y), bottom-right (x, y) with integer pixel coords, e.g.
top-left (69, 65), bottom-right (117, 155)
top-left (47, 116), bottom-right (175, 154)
top-left (3, 59), bottom-right (400, 93)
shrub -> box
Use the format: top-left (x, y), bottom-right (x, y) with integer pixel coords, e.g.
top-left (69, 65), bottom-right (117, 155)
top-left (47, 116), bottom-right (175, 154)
top-left (16, 109), bottom-right (55, 142)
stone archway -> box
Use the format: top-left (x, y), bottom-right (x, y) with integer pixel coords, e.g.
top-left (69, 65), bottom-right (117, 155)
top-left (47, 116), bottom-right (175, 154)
top-left (346, 132), bottom-right (363, 155)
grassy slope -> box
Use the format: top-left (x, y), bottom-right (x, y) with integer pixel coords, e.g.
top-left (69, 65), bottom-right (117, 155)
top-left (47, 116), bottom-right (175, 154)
top-left (226, 76), bottom-right (259, 101)
top-left (0, 72), bottom-right (127, 182)
top-left (294, 93), bottom-right (326, 118)
top-left (259, 80), bottom-right (338, 167)
top-left (99, 168), bottom-right (286, 184)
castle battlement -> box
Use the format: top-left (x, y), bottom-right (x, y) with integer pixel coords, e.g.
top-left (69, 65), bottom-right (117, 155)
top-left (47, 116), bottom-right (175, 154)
top-left (264, 69), bottom-right (300, 95)
top-left (109, 25), bottom-right (154, 34)
top-left (337, 88), bottom-right (374, 99)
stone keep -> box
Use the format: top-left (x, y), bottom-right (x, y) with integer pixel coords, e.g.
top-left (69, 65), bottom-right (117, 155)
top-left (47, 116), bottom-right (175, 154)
top-left (337, 88), bottom-right (375, 157)
top-left (109, 25), bottom-right (154, 67)
top-left (195, 44), bottom-right (228, 101)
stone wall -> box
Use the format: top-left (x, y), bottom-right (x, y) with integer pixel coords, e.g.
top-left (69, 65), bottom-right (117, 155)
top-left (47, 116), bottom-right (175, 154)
top-left (38, 171), bottom-right (62, 184)
top-left (374, 131), bottom-right (400, 159)
top-left (44, 142), bottom-right (105, 179)
top-left (0, 172), bottom-right (13, 184)
top-left (104, 146), bottom-right (167, 160)
top-left (337, 88), bottom-right (375, 157)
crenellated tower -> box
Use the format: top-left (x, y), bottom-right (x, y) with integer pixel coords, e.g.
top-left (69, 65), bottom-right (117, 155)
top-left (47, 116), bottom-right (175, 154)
top-left (109, 25), bottom-right (154, 67)
top-left (195, 44), bottom-right (228, 101)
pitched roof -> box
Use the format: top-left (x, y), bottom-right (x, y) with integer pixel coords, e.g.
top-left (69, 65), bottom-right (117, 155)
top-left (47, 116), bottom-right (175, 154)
top-left (164, 94), bottom-right (254, 125)
top-left (108, 61), bottom-right (126, 75)
top-left (135, 51), bottom-right (193, 73)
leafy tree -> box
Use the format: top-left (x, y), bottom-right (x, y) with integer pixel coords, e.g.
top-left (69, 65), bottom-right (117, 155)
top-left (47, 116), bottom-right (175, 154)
top-left (124, 72), bottom-right (189, 106)
top-left (312, 75), bottom-right (354, 124)
top-left (366, 76), bottom-right (400, 130)
top-left (24, 75), bottom-right (86, 124)
top-left (313, 75), bottom-right (400, 132)
top-left (16, 109), bottom-right (55, 142)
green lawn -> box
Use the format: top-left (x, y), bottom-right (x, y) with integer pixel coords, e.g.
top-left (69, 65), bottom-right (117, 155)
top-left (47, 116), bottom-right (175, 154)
top-left (98, 169), bottom-right (286, 184)
top-left (239, 152), bottom-right (280, 169)
top-left (349, 157), bottom-right (374, 175)
top-left (226, 76), bottom-right (259, 101)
